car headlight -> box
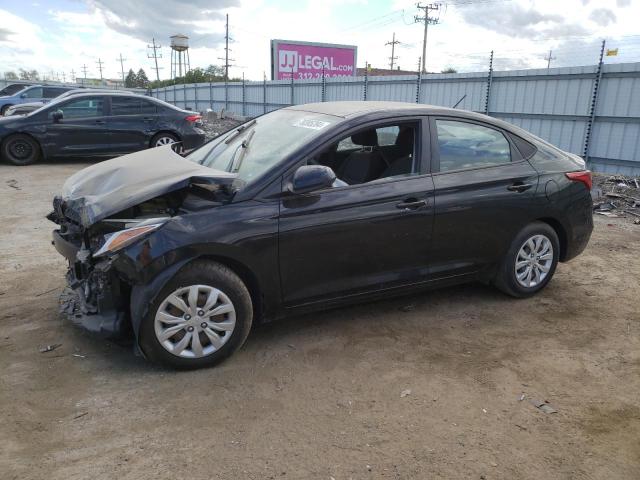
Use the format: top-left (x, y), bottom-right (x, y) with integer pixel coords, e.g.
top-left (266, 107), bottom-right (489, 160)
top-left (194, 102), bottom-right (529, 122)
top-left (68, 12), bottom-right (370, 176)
top-left (93, 222), bottom-right (165, 258)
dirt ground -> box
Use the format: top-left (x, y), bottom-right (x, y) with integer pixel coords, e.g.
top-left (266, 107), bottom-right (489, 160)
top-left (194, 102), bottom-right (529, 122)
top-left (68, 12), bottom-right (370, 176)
top-left (1, 160), bottom-right (639, 480)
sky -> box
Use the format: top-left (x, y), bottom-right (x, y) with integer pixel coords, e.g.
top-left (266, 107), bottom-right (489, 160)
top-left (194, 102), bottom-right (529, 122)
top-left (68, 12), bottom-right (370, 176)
top-left (0, 0), bottom-right (639, 82)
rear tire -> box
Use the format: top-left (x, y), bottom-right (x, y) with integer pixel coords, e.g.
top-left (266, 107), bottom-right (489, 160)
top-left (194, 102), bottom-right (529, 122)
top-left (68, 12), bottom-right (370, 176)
top-left (150, 132), bottom-right (182, 153)
top-left (494, 221), bottom-right (559, 298)
top-left (139, 260), bottom-right (253, 369)
top-left (1, 134), bottom-right (41, 166)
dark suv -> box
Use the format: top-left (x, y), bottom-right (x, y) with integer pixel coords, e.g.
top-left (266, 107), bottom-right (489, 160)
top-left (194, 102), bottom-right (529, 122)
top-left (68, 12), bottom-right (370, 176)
top-left (49, 101), bottom-right (593, 369)
top-left (0, 92), bottom-right (205, 165)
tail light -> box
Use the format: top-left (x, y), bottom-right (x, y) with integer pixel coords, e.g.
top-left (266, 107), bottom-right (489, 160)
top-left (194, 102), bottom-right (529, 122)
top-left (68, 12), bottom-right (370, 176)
top-left (185, 114), bottom-right (202, 123)
top-left (565, 170), bottom-right (592, 191)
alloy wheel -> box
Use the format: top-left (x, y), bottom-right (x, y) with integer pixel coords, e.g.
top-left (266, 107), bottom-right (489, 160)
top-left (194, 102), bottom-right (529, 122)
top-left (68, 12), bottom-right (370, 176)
top-left (514, 234), bottom-right (554, 288)
top-left (154, 284), bottom-right (236, 358)
top-left (155, 136), bottom-right (176, 147)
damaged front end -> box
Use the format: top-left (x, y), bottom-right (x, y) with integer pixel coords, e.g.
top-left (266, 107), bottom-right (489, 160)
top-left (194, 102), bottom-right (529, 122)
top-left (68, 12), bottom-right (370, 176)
top-left (48, 147), bottom-right (237, 340)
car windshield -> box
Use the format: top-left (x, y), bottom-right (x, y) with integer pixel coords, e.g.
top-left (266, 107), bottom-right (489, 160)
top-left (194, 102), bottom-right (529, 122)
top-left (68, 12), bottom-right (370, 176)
top-left (187, 109), bottom-right (340, 188)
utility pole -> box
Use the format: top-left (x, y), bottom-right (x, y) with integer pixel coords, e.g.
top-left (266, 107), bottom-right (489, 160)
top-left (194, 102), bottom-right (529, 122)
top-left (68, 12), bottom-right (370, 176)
top-left (217, 14), bottom-right (235, 81)
top-left (81, 64), bottom-right (88, 85)
top-left (147, 38), bottom-right (163, 81)
top-left (96, 58), bottom-right (104, 80)
top-left (544, 49), bottom-right (556, 69)
top-left (117, 53), bottom-right (127, 83)
top-left (415, 3), bottom-right (440, 74)
top-left (70, 69), bottom-right (76, 83)
top-left (62, 72), bottom-right (66, 83)
top-left (385, 32), bottom-right (401, 70)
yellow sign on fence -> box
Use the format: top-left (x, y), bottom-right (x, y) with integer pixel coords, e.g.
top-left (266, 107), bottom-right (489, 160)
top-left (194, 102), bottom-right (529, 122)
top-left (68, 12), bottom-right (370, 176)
top-left (606, 48), bottom-right (619, 57)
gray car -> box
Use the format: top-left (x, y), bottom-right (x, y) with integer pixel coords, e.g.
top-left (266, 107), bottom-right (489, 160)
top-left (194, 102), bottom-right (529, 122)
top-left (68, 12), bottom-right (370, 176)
top-left (0, 85), bottom-right (72, 115)
top-left (3, 89), bottom-right (134, 116)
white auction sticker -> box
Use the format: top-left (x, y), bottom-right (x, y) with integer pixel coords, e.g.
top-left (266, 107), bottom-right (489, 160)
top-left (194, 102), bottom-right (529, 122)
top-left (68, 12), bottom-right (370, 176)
top-left (293, 118), bottom-right (331, 130)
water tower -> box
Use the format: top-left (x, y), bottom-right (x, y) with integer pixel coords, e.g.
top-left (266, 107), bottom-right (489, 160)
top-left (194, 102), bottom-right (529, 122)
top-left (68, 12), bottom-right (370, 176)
top-left (170, 34), bottom-right (191, 79)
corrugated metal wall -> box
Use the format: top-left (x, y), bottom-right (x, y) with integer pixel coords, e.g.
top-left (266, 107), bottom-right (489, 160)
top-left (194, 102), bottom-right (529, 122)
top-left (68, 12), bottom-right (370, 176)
top-left (28, 62), bottom-right (634, 175)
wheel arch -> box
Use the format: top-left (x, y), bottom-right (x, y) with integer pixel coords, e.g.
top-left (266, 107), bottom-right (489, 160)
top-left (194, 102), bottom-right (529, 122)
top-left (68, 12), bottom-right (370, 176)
top-left (535, 217), bottom-right (568, 261)
top-left (130, 252), bottom-right (264, 339)
top-left (150, 130), bottom-right (182, 148)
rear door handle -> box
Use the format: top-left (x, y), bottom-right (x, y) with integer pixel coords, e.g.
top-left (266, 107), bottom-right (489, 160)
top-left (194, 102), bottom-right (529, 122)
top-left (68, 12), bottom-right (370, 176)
top-left (507, 183), bottom-right (532, 193)
top-left (396, 198), bottom-right (428, 210)
top-left (94, 119), bottom-right (106, 125)
top-left (143, 117), bottom-right (155, 122)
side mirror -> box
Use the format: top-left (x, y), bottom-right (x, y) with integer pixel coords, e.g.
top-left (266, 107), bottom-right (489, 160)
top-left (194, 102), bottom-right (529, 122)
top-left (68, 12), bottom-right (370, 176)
top-left (20, 93), bottom-right (27, 98)
top-left (51, 110), bottom-right (63, 122)
top-left (290, 165), bottom-right (336, 194)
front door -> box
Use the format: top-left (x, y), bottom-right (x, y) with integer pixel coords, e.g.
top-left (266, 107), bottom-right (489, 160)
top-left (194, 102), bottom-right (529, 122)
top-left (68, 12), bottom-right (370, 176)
top-left (45, 96), bottom-right (111, 157)
top-left (278, 119), bottom-right (435, 307)
top-left (429, 117), bottom-right (539, 278)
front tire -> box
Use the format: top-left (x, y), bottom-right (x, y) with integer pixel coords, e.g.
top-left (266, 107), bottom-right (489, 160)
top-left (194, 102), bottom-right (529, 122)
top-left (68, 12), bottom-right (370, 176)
top-left (139, 260), bottom-right (253, 369)
top-left (1, 104), bottom-right (13, 116)
top-left (494, 221), bottom-right (559, 298)
top-left (1, 134), bottom-right (41, 166)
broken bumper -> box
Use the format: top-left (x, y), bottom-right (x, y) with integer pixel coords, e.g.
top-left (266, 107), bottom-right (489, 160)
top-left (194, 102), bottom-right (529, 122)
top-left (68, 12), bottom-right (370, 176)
top-left (53, 229), bottom-right (130, 339)
top-left (60, 287), bottom-right (129, 339)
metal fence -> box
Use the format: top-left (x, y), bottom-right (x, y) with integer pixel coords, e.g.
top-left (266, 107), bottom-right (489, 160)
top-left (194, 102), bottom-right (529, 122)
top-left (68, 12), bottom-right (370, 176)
top-left (151, 61), bottom-right (640, 176)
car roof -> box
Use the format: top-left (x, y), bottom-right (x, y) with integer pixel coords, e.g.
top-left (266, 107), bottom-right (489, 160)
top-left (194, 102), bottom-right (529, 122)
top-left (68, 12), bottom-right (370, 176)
top-left (285, 101), bottom-right (538, 140)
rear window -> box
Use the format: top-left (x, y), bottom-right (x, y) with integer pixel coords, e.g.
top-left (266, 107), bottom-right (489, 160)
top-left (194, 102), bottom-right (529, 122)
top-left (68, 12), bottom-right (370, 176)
top-left (436, 119), bottom-right (511, 172)
top-left (111, 97), bottom-right (157, 115)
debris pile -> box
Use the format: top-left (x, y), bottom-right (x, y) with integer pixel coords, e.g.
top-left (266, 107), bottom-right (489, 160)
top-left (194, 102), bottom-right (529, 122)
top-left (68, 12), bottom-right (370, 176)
top-left (200, 115), bottom-right (243, 142)
top-left (593, 174), bottom-right (640, 224)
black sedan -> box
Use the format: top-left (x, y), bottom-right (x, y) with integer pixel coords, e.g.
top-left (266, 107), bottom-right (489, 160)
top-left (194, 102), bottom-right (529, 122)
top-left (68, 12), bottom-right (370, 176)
top-left (0, 92), bottom-right (205, 165)
top-left (49, 101), bottom-right (593, 369)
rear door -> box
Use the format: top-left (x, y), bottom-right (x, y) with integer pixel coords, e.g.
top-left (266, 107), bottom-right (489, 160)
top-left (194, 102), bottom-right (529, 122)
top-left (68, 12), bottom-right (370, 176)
top-left (429, 117), bottom-right (539, 278)
top-left (108, 96), bottom-right (159, 153)
top-left (45, 96), bottom-right (111, 157)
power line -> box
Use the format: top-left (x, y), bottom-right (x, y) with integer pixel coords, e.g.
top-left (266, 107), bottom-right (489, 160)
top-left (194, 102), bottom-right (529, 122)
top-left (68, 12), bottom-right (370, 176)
top-left (147, 38), bottom-right (163, 81)
top-left (415, 3), bottom-right (440, 73)
top-left (117, 53), bottom-right (127, 83)
top-left (385, 32), bottom-right (401, 70)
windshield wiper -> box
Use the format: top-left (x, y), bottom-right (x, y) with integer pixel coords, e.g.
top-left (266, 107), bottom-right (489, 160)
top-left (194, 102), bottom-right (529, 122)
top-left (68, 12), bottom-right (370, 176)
top-left (228, 129), bottom-right (255, 173)
top-left (224, 119), bottom-right (257, 145)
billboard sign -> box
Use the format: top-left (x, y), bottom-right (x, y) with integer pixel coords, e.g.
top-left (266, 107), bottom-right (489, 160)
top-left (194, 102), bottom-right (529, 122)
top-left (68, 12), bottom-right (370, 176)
top-left (271, 39), bottom-right (357, 80)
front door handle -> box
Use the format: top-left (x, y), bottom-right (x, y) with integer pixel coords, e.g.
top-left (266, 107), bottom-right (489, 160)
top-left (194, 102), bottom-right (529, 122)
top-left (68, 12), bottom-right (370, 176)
top-left (507, 183), bottom-right (532, 193)
top-left (94, 119), bottom-right (106, 125)
top-left (143, 117), bottom-right (155, 122)
top-left (396, 198), bottom-right (427, 210)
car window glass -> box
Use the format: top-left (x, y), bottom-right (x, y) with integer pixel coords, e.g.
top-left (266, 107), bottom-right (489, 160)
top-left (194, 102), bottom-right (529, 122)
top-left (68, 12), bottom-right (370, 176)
top-left (2, 84), bottom-right (27, 95)
top-left (377, 126), bottom-right (400, 146)
top-left (140, 100), bottom-right (157, 114)
top-left (111, 97), bottom-right (142, 115)
top-left (23, 87), bottom-right (43, 98)
top-left (43, 88), bottom-right (63, 98)
top-left (188, 109), bottom-right (340, 188)
top-left (436, 119), bottom-right (511, 172)
top-left (314, 122), bottom-right (418, 187)
top-left (58, 97), bottom-right (104, 118)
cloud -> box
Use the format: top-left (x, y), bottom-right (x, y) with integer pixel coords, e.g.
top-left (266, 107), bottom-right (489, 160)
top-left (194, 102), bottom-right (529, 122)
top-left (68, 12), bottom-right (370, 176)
top-left (617, 0), bottom-right (631, 6)
top-left (589, 8), bottom-right (616, 26)
top-left (0, 27), bottom-right (13, 42)
top-left (458, 3), bottom-right (590, 39)
top-left (86, 0), bottom-right (239, 45)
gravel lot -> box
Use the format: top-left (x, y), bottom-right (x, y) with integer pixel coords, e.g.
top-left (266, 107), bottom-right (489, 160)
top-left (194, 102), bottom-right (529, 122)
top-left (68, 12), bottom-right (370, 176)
top-left (1, 159), bottom-right (639, 480)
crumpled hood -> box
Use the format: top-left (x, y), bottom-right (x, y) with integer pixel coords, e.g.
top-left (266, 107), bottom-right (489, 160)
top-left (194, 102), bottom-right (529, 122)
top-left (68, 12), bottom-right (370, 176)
top-left (60, 146), bottom-right (236, 227)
